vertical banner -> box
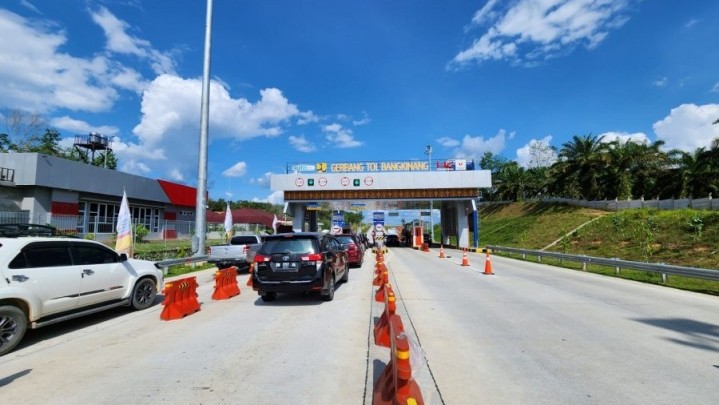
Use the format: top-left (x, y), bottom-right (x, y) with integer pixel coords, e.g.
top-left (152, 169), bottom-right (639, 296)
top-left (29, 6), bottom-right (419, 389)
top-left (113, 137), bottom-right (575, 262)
top-left (115, 190), bottom-right (133, 256)
top-left (272, 214), bottom-right (279, 233)
top-left (224, 202), bottom-right (233, 241)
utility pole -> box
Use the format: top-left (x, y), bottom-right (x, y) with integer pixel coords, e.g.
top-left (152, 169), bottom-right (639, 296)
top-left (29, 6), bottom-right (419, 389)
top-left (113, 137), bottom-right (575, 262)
top-left (193, 0), bottom-right (213, 257)
top-left (425, 145), bottom-right (434, 243)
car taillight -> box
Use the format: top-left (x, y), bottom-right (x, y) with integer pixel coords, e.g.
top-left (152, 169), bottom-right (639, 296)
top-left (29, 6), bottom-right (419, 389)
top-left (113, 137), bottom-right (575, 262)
top-left (348, 243), bottom-right (358, 253)
top-left (301, 253), bottom-right (323, 261)
top-left (254, 254), bottom-right (270, 263)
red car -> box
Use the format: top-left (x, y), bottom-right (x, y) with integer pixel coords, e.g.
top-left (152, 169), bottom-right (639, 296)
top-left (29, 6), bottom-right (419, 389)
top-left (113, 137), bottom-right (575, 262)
top-left (335, 234), bottom-right (365, 267)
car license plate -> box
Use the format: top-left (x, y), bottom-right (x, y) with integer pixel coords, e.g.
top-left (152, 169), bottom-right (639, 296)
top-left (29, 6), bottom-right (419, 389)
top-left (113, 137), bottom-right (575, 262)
top-left (275, 262), bottom-right (298, 271)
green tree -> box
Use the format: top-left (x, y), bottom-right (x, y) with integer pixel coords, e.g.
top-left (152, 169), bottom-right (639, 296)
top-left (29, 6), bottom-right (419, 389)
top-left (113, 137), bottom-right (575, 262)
top-left (550, 134), bottom-right (609, 200)
top-left (27, 129), bottom-right (63, 155)
top-left (0, 133), bottom-right (15, 152)
top-left (495, 162), bottom-right (528, 201)
top-left (344, 211), bottom-right (364, 230)
top-left (479, 151), bottom-right (510, 201)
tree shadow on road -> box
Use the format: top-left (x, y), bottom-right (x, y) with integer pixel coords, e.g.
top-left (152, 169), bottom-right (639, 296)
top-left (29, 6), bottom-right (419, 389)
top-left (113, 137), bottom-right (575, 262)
top-left (634, 317), bottom-right (719, 352)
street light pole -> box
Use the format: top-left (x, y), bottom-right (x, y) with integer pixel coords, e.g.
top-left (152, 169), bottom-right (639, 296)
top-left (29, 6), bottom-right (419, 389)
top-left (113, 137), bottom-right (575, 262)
top-left (425, 145), bottom-right (434, 243)
top-left (194, 0), bottom-right (213, 257)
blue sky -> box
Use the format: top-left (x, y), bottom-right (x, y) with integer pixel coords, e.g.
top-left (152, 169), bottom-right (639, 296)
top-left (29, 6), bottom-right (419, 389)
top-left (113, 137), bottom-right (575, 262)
top-left (2, 0), bottom-right (718, 204)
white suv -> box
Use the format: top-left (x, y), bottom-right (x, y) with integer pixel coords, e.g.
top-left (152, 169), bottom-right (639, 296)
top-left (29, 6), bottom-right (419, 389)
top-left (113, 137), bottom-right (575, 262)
top-left (0, 224), bottom-right (164, 356)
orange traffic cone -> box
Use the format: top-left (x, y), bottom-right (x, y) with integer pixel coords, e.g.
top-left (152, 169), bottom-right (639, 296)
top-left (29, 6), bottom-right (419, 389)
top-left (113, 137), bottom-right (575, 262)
top-left (461, 249), bottom-right (470, 266)
top-left (246, 263), bottom-right (254, 287)
top-left (439, 245), bottom-right (446, 259)
top-left (483, 252), bottom-right (494, 275)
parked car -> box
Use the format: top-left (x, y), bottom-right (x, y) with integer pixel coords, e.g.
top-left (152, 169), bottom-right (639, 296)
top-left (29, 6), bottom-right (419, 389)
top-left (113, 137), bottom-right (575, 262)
top-left (0, 224), bottom-right (164, 356)
top-left (252, 232), bottom-right (348, 302)
top-left (208, 234), bottom-right (263, 271)
top-left (335, 234), bottom-right (364, 267)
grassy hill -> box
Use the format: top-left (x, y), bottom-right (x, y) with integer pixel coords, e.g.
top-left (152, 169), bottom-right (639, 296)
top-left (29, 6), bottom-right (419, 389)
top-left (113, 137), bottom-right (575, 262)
top-left (477, 202), bottom-right (719, 294)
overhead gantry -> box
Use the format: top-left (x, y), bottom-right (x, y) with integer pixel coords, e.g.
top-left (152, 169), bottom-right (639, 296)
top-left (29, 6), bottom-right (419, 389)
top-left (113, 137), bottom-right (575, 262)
top-left (271, 159), bottom-right (491, 248)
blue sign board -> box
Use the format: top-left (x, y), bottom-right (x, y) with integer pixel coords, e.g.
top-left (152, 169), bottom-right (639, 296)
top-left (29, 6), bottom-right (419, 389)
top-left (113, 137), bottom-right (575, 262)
top-left (332, 212), bottom-right (345, 234)
top-left (372, 211), bottom-right (385, 227)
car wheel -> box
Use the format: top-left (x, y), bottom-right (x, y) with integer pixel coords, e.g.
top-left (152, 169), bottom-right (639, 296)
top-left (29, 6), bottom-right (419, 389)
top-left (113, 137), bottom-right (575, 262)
top-left (0, 305), bottom-right (27, 357)
top-left (341, 263), bottom-right (349, 283)
top-left (261, 292), bottom-right (276, 302)
top-left (322, 276), bottom-right (335, 301)
top-left (131, 278), bottom-right (157, 310)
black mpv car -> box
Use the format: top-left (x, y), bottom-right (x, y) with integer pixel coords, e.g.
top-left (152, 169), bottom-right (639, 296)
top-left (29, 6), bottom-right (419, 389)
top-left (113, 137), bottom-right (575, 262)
top-left (252, 232), bottom-right (349, 302)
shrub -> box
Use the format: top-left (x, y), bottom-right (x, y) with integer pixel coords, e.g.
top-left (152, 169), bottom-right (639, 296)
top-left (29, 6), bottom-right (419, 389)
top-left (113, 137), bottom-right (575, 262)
top-left (133, 224), bottom-right (149, 243)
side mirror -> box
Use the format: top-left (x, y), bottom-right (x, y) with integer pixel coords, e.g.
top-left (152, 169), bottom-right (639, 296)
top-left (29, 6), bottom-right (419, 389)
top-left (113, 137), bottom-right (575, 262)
top-left (119, 253), bottom-right (128, 262)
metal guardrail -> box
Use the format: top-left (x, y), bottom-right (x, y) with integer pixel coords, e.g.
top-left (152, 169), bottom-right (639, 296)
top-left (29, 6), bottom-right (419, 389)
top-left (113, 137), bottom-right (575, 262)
top-left (155, 255), bottom-right (210, 275)
top-left (486, 245), bottom-right (719, 282)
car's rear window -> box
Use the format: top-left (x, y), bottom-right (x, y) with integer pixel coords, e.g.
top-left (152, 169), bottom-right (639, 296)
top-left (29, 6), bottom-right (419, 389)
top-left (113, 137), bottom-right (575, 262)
top-left (231, 236), bottom-right (259, 245)
top-left (262, 238), bottom-right (316, 254)
top-left (335, 235), bottom-right (355, 245)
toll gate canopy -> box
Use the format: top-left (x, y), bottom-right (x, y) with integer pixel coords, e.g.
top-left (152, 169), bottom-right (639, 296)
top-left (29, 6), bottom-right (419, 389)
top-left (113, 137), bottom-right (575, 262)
top-left (271, 159), bottom-right (492, 247)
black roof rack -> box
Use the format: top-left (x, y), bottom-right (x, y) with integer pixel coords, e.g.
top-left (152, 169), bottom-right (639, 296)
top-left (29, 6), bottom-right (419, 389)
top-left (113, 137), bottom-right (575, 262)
top-left (0, 223), bottom-right (60, 237)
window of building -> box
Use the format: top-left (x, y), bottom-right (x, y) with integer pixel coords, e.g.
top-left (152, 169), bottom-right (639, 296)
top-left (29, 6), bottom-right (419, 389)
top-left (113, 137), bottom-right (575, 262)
top-left (77, 200), bottom-right (162, 234)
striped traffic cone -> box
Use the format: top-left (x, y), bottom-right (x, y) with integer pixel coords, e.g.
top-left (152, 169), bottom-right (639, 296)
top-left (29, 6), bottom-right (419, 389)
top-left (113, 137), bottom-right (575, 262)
top-left (461, 249), bottom-right (470, 266)
top-left (483, 252), bottom-right (494, 275)
top-left (439, 245), bottom-right (446, 258)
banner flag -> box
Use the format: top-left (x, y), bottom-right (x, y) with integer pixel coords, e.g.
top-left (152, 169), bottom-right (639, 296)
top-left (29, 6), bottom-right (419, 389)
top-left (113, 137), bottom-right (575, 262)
top-left (224, 203), bottom-right (233, 240)
top-left (115, 190), bottom-right (133, 256)
top-left (272, 214), bottom-right (279, 233)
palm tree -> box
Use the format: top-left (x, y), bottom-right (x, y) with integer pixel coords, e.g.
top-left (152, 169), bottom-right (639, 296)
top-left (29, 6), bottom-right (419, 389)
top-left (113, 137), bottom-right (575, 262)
top-left (495, 162), bottom-right (528, 201)
top-left (551, 134), bottom-right (609, 200)
top-left (661, 147), bottom-right (715, 198)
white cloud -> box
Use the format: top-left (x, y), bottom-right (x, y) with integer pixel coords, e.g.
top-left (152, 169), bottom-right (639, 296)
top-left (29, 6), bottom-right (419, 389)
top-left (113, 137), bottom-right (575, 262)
top-left (684, 18), bottom-right (699, 29)
top-left (250, 172), bottom-right (273, 188)
top-left (653, 77), bottom-right (668, 87)
top-left (129, 74), bottom-right (299, 180)
top-left (50, 116), bottom-right (119, 136)
top-left (169, 168), bottom-right (183, 181)
top-left (323, 123), bottom-right (362, 148)
top-left (297, 111), bottom-right (320, 125)
top-left (471, 0), bottom-right (501, 26)
top-left (598, 131), bottom-right (649, 145)
top-left (222, 161), bottom-right (247, 178)
top-left (20, 1), bottom-right (40, 14)
top-left (437, 136), bottom-right (460, 148)
top-left (452, 0), bottom-right (632, 67)
top-left (0, 9), bottom-right (119, 113)
top-left (253, 190), bottom-right (284, 205)
top-left (110, 66), bottom-right (147, 93)
top-left (352, 112), bottom-right (371, 126)
top-left (289, 135), bottom-right (316, 152)
top-left (653, 103), bottom-right (719, 151)
top-left (90, 7), bottom-right (175, 75)
top-left (448, 129), bottom-right (509, 160)
top-left (0, 7), bottom-right (173, 114)
top-left (515, 135), bottom-right (558, 168)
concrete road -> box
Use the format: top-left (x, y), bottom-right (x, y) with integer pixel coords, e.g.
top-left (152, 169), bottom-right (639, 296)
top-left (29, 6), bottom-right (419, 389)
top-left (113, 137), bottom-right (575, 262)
top-left (387, 247), bottom-right (719, 405)
top-left (0, 263), bottom-right (376, 405)
top-left (2, 248), bottom-right (718, 405)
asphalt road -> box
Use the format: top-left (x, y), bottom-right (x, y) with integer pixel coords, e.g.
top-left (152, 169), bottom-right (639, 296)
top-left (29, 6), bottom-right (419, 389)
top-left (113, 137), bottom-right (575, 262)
top-left (1, 248), bottom-right (718, 405)
top-left (387, 247), bottom-right (719, 405)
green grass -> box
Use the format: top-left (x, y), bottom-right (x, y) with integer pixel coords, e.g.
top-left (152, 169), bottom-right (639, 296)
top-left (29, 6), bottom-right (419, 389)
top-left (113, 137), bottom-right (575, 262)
top-left (478, 202), bottom-right (606, 249)
top-left (478, 202), bottom-right (719, 295)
